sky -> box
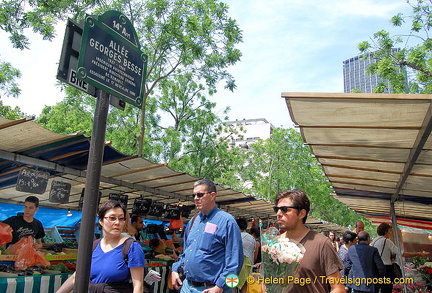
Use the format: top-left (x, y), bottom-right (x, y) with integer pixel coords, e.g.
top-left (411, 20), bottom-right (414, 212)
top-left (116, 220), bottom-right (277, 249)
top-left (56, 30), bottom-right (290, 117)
top-left (0, 0), bottom-right (413, 129)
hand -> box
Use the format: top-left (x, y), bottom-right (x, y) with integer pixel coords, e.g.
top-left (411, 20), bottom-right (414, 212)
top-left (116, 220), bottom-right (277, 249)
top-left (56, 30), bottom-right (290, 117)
top-left (171, 271), bottom-right (183, 290)
top-left (202, 285), bottom-right (223, 293)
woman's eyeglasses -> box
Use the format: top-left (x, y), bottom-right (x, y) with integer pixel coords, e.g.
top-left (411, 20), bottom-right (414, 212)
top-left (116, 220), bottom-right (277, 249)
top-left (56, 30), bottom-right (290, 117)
top-left (273, 206), bottom-right (300, 213)
top-left (104, 216), bottom-right (126, 222)
top-left (192, 192), bottom-right (210, 198)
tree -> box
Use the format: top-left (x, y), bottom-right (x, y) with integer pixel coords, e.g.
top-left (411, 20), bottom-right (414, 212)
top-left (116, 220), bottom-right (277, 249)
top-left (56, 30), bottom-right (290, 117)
top-left (104, 0), bottom-right (242, 156)
top-left (358, 0), bottom-right (432, 93)
top-left (0, 60), bottom-right (21, 98)
top-left (0, 0), bottom-right (105, 96)
top-left (237, 128), bottom-right (362, 228)
top-left (0, 99), bottom-right (26, 119)
top-left (0, 0), bottom-right (104, 50)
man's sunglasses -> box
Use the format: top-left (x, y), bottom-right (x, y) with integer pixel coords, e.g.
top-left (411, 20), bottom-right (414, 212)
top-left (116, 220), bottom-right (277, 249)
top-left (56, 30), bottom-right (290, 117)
top-left (192, 192), bottom-right (211, 198)
top-left (273, 206), bottom-right (300, 213)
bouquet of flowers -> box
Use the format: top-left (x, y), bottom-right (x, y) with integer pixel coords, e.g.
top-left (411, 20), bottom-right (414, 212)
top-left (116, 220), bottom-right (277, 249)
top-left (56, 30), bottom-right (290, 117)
top-left (261, 226), bottom-right (305, 293)
top-left (418, 262), bottom-right (432, 290)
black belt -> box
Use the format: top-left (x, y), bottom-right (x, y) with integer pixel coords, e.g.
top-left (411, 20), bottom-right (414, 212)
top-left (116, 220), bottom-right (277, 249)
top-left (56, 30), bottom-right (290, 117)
top-left (188, 280), bottom-right (215, 287)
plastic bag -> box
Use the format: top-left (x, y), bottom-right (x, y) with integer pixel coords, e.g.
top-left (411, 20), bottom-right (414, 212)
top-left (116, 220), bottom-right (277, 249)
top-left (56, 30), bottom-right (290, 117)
top-left (6, 236), bottom-right (50, 270)
top-left (169, 217), bottom-right (184, 230)
top-left (0, 222), bottom-right (13, 246)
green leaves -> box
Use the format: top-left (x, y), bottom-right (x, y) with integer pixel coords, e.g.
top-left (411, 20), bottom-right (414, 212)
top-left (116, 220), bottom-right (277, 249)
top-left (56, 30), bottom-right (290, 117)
top-left (0, 61), bottom-right (21, 97)
top-left (357, 0), bottom-right (432, 94)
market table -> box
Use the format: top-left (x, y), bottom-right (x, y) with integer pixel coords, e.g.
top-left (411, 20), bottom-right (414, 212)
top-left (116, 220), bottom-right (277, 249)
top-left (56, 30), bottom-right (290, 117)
top-left (0, 272), bottom-right (72, 293)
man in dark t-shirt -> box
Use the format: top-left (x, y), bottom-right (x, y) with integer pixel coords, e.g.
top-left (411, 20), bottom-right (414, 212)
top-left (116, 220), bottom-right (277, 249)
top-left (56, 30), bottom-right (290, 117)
top-left (274, 189), bottom-right (345, 293)
top-left (3, 196), bottom-right (45, 248)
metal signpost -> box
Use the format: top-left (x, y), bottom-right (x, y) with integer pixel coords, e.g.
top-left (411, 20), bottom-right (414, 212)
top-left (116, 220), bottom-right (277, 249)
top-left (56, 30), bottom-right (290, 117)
top-left (57, 10), bottom-right (147, 293)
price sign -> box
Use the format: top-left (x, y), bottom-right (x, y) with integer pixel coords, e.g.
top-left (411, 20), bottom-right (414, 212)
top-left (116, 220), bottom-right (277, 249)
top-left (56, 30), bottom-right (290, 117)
top-left (49, 181), bottom-right (71, 203)
top-left (109, 193), bottom-right (128, 208)
top-left (15, 168), bottom-right (49, 194)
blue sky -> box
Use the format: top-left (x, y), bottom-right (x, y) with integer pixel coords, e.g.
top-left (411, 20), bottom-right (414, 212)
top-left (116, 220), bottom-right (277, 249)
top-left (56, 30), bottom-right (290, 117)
top-left (1, 0), bottom-right (412, 128)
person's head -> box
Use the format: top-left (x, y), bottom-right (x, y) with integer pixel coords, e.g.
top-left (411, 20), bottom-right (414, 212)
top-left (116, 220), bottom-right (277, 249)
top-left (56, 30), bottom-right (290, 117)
top-left (357, 231), bottom-right (370, 243)
top-left (275, 189), bottom-right (310, 223)
top-left (149, 238), bottom-right (166, 253)
top-left (342, 231), bottom-right (357, 246)
top-left (131, 215), bottom-right (144, 231)
top-left (236, 218), bottom-right (248, 231)
top-left (249, 227), bottom-right (260, 239)
top-left (97, 200), bottom-right (127, 237)
top-left (355, 220), bottom-right (365, 233)
top-left (376, 222), bottom-right (392, 237)
top-left (328, 231), bottom-right (336, 241)
top-left (193, 178), bottom-right (217, 214)
top-left (23, 196), bottom-right (39, 219)
top-left (274, 189), bottom-right (310, 232)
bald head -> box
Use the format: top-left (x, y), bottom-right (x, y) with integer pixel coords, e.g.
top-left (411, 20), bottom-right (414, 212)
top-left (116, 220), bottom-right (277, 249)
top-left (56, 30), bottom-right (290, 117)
top-left (357, 231), bottom-right (370, 243)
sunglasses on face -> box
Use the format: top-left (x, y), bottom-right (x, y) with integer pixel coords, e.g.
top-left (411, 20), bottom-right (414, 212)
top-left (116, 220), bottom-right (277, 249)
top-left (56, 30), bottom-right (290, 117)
top-left (192, 192), bottom-right (211, 198)
top-left (273, 206), bottom-right (300, 213)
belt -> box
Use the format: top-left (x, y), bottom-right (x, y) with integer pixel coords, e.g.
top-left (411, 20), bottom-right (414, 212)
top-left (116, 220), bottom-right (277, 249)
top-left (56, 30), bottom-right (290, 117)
top-left (188, 280), bottom-right (216, 287)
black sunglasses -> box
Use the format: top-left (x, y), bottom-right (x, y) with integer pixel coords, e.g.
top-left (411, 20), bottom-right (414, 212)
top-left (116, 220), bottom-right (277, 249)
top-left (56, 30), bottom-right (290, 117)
top-left (192, 192), bottom-right (211, 198)
top-left (273, 206), bottom-right (300, 213)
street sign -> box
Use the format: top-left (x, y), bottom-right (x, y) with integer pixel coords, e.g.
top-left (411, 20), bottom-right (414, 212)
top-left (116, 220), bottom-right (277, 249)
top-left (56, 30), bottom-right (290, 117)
top-left (57, 19), bottom-right (96, 96)
top-left (77, 11), bottom-right (147, 108)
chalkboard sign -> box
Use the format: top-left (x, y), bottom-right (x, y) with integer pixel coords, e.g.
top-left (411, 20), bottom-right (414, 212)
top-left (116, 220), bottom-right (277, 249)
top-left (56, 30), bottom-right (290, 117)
top-left (132, 198), bottom-right (152, 215)
top-left (79, 188), bottom-right (102, 209)
top-left (49, 181), bottom-right (71, 203)
top-left (164, 204), bottom-right (181, 220)
top-left (147, 202), bottom-right (165, 217)
top-left (15, 168), bottom-right (49, 194)
top-left (109, 193), bottom-right (128, 208)
top-left (181, 205), bottom-right (193, 218)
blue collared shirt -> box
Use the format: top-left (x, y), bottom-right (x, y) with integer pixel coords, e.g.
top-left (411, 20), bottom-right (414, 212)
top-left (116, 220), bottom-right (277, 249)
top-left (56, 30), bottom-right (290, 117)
top-left (172, 206), bottom-right (243, 289)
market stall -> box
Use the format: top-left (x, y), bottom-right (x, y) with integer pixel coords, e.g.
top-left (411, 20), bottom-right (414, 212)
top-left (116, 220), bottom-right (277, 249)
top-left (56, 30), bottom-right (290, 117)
top-left (0, 271), bottom-right (72, 293)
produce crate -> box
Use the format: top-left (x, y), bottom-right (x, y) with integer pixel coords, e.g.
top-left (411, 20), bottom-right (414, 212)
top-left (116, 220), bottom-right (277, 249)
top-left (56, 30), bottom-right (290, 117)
top-left (62, 248), bottom-right (78, 254)
top-left (44, 253), bottom-right (77, 261)
top-left (0, 255), bottom-right (17, 261)
top-left (55, 226), bottom-right (78, 242)
top-left (44, 227), bottom-right (63, 243)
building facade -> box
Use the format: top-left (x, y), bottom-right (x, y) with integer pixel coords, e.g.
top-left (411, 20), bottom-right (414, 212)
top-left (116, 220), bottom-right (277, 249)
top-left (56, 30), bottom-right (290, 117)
top-left (343, 51), bottom-right (405, 93)
top-left (224, 118), bottom-right (274, 149)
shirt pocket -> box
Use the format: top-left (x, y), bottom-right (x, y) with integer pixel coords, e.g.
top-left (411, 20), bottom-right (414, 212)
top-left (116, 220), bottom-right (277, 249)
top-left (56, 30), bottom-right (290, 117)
top-left (199, 232), bottom-right (215, 252)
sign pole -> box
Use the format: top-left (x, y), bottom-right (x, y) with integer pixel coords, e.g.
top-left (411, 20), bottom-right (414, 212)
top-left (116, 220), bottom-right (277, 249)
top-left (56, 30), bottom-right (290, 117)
top-left (74, 89), bottom-right (110, 293)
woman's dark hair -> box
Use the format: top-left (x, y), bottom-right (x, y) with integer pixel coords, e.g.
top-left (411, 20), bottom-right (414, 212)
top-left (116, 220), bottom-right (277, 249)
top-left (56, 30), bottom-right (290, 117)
top-left (97, 200), bottom-right (126, 222)
top-left (149, 239), bottom-right (164, 250)
top-left (236, 218), bottom-right (248, 231)
top-left (376, 222), bottom-right (391, 236)
top-left (342, 231), bottom-right (357, 244)
top-left (249, 227), bottom-right (260, 238)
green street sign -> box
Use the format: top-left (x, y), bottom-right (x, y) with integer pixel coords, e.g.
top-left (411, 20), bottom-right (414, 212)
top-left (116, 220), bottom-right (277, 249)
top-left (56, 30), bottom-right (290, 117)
top-left (77, 10), bottom-right (147, 108)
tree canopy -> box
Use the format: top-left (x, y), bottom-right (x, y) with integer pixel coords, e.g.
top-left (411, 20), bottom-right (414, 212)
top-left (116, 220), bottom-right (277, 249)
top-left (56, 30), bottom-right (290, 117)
top-left (358, 0), bottom-right (432, 93)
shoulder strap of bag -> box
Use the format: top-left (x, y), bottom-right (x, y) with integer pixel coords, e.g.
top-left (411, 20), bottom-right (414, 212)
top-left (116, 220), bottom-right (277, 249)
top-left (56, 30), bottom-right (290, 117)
top-left (122, 237), bottom-right (135, 265)
top-left (380, 238), bottom-right (387, 256)
top-left (92, 238), bottom-right (102, 251)
top-left (92, 237), bottom-right (135, 265)
top-left (187, 214), bottom-right (198, 235)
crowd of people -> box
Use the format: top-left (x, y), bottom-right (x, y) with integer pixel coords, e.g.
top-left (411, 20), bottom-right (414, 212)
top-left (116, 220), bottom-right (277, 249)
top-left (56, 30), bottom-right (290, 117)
top-left (1, 182), bottom-right (429, 293)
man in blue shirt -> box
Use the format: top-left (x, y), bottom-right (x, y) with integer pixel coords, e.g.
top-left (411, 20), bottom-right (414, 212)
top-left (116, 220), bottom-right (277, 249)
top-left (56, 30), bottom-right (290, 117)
top-left (171, 179), bottom-right (243, 293)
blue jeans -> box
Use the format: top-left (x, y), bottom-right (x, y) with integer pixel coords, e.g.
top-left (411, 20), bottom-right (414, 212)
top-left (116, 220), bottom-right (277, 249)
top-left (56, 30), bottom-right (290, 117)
top-left (180, 279), bottom-right (233, 293)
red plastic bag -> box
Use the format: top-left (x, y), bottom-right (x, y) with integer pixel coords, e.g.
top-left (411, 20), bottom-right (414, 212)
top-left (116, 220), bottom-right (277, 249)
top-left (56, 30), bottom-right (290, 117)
top-left (0, 222), bottom-right (13, 246)
top-left (6, 236), bottom-right (50, 270)
top-left (169, 216), bottom-right (184, 230)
